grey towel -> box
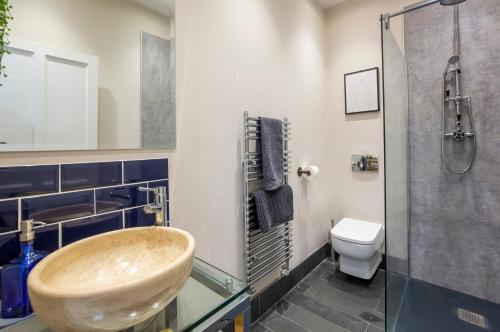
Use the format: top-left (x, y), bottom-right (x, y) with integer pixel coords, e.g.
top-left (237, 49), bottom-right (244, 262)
top-left (260, 117), bottom-right (284, 191)
top-left (251, 184), bottom-right (293, 233)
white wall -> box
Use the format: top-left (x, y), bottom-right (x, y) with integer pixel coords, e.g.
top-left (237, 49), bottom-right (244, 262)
top-left (0, 0), bottom-right (419, 292)
top-left (10, 0), bottom-right (171, 149)
top-left (173, 0), bottom-right (332, 282)
top-left (325, 0), bottom-right (412, 226)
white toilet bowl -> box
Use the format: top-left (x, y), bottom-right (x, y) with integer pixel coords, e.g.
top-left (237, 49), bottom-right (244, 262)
top-left (331, 218), bottom-right (384, 279)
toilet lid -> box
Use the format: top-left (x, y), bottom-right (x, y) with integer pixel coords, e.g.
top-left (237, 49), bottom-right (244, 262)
top-left (332, 218), bottom-right (383, 245)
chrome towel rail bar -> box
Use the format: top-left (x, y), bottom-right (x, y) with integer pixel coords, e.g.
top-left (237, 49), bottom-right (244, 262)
top-left (243, 111), bottom-right (292, 292)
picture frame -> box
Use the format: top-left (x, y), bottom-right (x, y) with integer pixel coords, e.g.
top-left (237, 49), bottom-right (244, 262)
top-left (344, 67), bottom-right (380, 115)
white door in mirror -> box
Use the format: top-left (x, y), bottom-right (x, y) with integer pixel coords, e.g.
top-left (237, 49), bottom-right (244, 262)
top-left (0, 37), bottom-right (98, 150)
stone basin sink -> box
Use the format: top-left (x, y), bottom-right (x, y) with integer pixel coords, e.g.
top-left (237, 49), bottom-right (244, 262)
top-left (28, 227), bottom-right (195, 332)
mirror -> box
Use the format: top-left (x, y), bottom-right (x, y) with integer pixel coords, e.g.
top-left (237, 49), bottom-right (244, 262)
top-left (0, 0), bottom-right (175, 151)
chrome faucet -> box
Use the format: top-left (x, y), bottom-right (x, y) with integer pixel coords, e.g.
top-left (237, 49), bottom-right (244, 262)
top-left (138, 186), bottom-right (168, 227)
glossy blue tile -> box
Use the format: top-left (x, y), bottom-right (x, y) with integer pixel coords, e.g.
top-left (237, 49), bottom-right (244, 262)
top-left (61, 162), bottom-right (122, 191)
top-left (0, 232), bottom-right (20, 266)
top-left (124, 159), bottom-right (168, 183)
top-left (0, 200), bottom-right (18, 234)
top-left (95, 185), bottom-right (148, 214)
top-left (22, 191), bottom-right (94, 224)
top-left (0, 165), bottom-right (59, 199)
top-left (34, 224), bottom-right (59, 253)
top-left (124, 207), bottom-right (157, 228)
top-left (148, 180), bottom-right (169, 200)
top-left (61, 212), bottom-right (122, 246)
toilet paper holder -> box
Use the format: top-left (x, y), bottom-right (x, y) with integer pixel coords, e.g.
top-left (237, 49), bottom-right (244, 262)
top-left (352, 154), bottom-right (379, 172)
top-left (297, 166), bottom-right (319, 178)
top-left (297, 167), bottom-right (312, 177)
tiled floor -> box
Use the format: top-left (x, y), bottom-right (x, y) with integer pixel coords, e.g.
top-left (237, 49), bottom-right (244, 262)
top-left (394, 278), bottom-right (500, 332)
top-left (252, 259), bottom-right (385, 332)
top-left (385, 272), bottom-right (408, 331)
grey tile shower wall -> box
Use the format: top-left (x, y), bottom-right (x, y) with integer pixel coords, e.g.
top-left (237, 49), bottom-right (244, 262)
top-left (0, 158), bottom-right (169, 267)
top-left (404, 0), bottom-right (500, 303)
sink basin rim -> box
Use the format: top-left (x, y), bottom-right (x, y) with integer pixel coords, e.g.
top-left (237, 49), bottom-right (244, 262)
top-left (28, 226), bottom-right (195, 299)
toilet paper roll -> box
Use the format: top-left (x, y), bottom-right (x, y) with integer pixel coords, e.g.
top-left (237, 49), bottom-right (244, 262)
top-left (303, 165), bottom-right (319, 179)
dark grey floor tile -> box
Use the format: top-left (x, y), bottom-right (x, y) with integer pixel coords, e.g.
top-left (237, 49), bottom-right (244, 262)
top-left (259, 267), bottom-right (303, 316)
top-left (281, 302), bottom-right (351, 332)
top-left (295, 281), bottom-right (311, 294)
top-left (284, 291), bottom-right (368, 332)
top-left (301, 276), bottom-right (385, 329)
top-left (259, 299), bottom-right (292, 321)
top-left (305, 271), bottom-right (383, 310)
top-left (366, 324), bottom-right (384, 332)
top-left (260, 311), bottom-right (310, 332)
top-left (275, 299), bottom-right (292, 315)
top-left (318, 270), bottom-right (384, 308)
top-left (251, 322), bottom-right (272, 332)
top-left (359, 311), bottom-right (384, 328)
top-left (375, 298), bottom-right (385, 315)
top-left (322, 267), bottom-right (385, 291)
top-left (255, 258), bottom-right (388, 332)
top-left (303, 263), bottom-right (328, 279)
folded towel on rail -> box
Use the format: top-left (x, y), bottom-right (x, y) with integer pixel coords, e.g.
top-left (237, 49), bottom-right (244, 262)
top-left (251, 184), bottom-right (293, 233)
top-left (259, 117), bottom-right (284, 191)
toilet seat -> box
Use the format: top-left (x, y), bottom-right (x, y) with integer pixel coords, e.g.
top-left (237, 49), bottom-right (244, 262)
top-left (332, 218), bottom-right (383, 245)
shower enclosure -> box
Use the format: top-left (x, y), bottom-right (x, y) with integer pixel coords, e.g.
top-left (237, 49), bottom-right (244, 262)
top-left (381, 0), bottom-right (500, 331)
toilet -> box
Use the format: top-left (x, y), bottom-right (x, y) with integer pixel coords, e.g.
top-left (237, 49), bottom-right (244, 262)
top-left (331, 218), bottom-right (384, 279)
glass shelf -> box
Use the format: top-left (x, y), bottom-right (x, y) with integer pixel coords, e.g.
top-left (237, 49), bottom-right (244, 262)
top-left (1, 258), bottom-right (250, 332)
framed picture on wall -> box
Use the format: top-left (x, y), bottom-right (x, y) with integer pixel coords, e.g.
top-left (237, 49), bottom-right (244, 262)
top-left (344, 67), bottom-right (380, 115)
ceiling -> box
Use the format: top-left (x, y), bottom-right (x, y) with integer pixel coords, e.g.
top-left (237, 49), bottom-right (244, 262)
top-left (315, 0), bottom-right (349, 9)
top-left (133, 0), bottom-right (173, 17)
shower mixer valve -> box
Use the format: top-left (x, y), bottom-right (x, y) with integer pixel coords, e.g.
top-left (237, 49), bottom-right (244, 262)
top-left (444, 95), bottom-right (473, 142)
top-left (444, 128), bottom-right (474, 141)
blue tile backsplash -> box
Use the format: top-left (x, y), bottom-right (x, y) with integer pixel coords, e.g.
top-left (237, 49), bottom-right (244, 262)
top-left (124, 159), bottom-right (168, 183)
top-left (0, 158), bottom-right (169, 268)
top-left (0, 232), bottom-right (19, 266)
top-left (124, 206), bottom-right (160, 228)
top-left (62, 212), bottom-right (123, 246)
top-left (0, 200), bottom-right (18, 234)
top-left (34, 224), bottom-right (60, 253)
top-left (22, 190), bottom-right (95, 224)
top-left (95, 185), bottom-right (148, 214)
top-left (0, 165), bottom-right (59, 199)
top-left (61, 161), bottom-right (122, 191)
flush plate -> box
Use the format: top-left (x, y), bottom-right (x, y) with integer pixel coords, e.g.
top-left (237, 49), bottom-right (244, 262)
top-left (351, 154), bottom-right (379, 172)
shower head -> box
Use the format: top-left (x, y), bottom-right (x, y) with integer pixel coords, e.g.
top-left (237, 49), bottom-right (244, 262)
top-left (438, 0), bottom-right (466, 5)
top-left (448, 54), bottom-right (460, 65)
top-left (444, 54), bottom-right (460, 74)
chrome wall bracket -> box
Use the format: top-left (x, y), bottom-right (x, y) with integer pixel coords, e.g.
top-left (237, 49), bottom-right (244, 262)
top-left (382, 13), bottom-right (390, 30)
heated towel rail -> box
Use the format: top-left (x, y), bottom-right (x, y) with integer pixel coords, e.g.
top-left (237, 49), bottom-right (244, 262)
top-left (243, 111), bottom-right (293, 290)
